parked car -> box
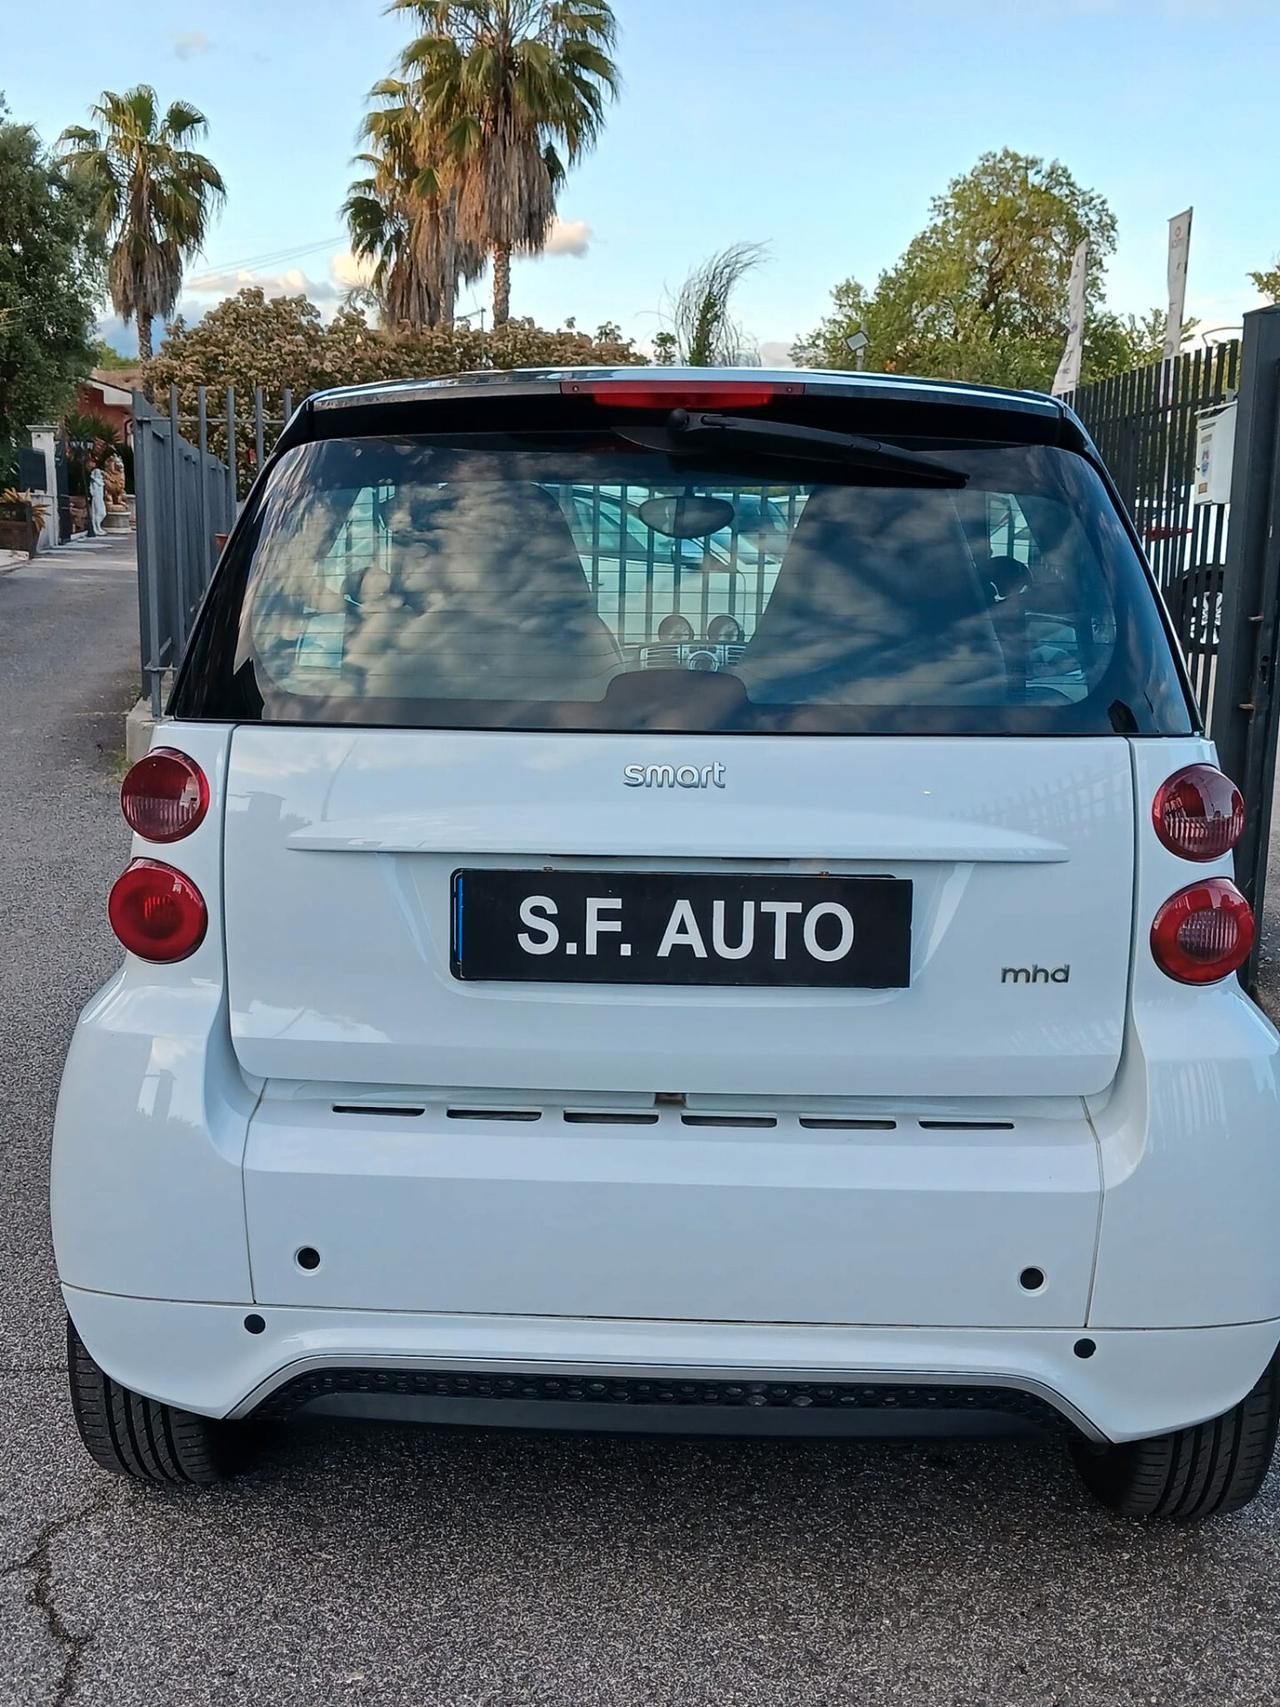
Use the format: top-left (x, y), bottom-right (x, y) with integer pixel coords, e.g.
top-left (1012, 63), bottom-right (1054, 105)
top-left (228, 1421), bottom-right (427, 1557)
top-left (54, 368), bottom-right (1280, 1519)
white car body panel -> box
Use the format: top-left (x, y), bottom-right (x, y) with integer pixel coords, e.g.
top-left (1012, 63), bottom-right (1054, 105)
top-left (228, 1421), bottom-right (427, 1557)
top-left (221, 729), bottom-right (1135, 1098)
top-left (50, 724), bottom-right (257, 1303)
top-left (1086, 739), bottom-right (1280, 1327)
top-left (60, 1286), bottom-right (1280, 1447)
top-left (50, 713), bottom-right (1280, 1445)
top-left (241, 1091), bottom-right (1100, 1325)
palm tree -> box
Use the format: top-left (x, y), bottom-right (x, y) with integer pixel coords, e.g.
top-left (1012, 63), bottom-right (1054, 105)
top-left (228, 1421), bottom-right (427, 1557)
top-left (344, 77), bottom-right (483, 330)
top-left (57, 87), bottom-right (225, 365)
top-left (390, 0), bottom-right (619, 327)
top-left (670, 244), bottom-right (768, 366)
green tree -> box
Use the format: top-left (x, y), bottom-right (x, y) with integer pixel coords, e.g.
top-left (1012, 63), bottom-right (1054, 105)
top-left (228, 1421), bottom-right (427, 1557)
top-left (1083, 307), bottom-right (1203, 382)
top-left (790, 277), bottom-right (873, 371)
top-left (144, 286), bottom-right (641, 489)
top-left (794, 150), bottom-right (1166, 390)
top-left (344, 76), bottom-right (483, 330)
top-left (669, 242), bottom-right (767, 366)
top-left (0, 98), bottom-right (102, 483)
top-left (90, 338), bottom-right (137, 372)
top-left (57, 86), bottom-right (225, 365)
top-left (389, 0), bottom-right (619, 327)
top-left (1250, 262), bottom-right (1280, 304)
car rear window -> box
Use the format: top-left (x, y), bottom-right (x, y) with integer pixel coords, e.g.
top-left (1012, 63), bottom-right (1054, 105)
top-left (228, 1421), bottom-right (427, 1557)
top-left (175, 432), bottom-right (1194, 736)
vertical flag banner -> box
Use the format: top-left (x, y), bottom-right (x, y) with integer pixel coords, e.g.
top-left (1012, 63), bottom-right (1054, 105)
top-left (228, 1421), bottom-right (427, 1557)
top-left (1052, 240), bottom-right (1089, 397)
top-left (1164, 209), bottom-right (1193, 364)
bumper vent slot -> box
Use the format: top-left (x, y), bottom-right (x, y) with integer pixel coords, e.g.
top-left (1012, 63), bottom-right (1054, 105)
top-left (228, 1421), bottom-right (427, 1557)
top-left (918, 1120), bottom-right (1015, 1131)
top-left (681, 1114), bottom-right (778, 1130)
top-left (799, 1117), bottom-right (897, 1131)
top-left (332, 1104), bottom-right (424, 1118)
top-left (447, 1107), bottom-right (542, 1123)
top-left (564, 1111), bottom-right (660, 1126)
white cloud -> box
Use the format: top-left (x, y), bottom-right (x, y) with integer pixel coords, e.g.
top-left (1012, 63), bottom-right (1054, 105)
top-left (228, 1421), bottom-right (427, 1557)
top-left (540, 218), bottom-right (591, 259)
top-left (96, 314), bottom-right (137, 358)
top-left (185, 265), bottom-right (343, 303)
top-left (757, 341), bottom-right (796, 369)
top-left (329, 250), bottom-right (376, 291)
top-left (173, 28), bottom-right (211, 59)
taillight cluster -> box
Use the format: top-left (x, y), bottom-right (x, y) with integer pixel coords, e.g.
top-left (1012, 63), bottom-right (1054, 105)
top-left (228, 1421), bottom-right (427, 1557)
top-left (121, 747), bottom-right (208, 841)
top-left (1149, 764), bottom-right (1252, 984)
top-left (110, 750), bottom-right (210, 963)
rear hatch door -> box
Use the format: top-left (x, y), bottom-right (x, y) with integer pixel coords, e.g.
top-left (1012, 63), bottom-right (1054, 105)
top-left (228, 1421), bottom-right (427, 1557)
top-left (224, 726), bottom-right (1133, 1097)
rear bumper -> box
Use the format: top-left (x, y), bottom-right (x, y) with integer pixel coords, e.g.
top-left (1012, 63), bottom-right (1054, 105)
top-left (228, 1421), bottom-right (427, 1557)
top-left (62, 1285), bottom-right (1280, 1445)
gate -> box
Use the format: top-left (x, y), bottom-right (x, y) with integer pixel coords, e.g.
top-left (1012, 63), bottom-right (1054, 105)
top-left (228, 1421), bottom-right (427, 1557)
top-left (1069, 304), bottom-right (1280, 987)
top-left (133, 389), bottom-right (236, 715)
top-left (52, 432), bottom-right (73, 544)
top-left (1067, 339), bottom-right (1239, 720)
top-left (132, 385), bottom-right (298, 713)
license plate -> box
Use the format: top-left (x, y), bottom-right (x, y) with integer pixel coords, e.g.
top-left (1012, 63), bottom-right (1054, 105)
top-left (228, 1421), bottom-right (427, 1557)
top-left (451, 870), bottom-right (912, 989)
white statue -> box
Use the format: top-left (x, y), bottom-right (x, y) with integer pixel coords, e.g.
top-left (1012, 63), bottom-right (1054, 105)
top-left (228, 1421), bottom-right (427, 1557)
top-left (88, 464), bottom-right (106, 536)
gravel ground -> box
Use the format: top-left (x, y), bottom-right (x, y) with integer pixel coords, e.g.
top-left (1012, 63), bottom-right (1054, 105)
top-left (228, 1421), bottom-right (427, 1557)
top-left (4, 538), bottom-right (1280, 1706)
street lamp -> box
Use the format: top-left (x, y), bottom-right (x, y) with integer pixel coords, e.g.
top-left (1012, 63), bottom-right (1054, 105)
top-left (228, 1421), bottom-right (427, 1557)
top-left (846, 328), bottom-right (869, 372)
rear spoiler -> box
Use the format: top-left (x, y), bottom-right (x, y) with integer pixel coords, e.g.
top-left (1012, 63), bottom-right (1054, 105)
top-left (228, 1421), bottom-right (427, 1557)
top-left (275, 372), bottom-right (1098, 465)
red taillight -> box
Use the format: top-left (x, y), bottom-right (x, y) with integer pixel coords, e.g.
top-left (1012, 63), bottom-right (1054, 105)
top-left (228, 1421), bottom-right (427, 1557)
top-left (108, 859), bottom-right (208, 962)
top-left (1150, 879), bottom-right (1254, 984)
top-left (560, 380), bottom-right (802, 410)
top-left (121, 748), bottom-right (209, 842)
top-left (1152, 764), bottom-right (1244, 862)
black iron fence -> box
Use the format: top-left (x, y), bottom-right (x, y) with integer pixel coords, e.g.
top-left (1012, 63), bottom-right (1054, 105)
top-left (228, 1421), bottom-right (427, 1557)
top-left (1068, 307), bottom-right (1280, 988)
top-left (1066, 341), bottom-right (1240, 725)
top-left (1208, 307), bottom-right (1280, 973)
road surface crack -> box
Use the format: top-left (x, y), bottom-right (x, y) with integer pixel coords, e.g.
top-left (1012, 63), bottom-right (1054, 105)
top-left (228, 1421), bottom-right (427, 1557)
top-left (2, 1489), bottom-right (113, 1705)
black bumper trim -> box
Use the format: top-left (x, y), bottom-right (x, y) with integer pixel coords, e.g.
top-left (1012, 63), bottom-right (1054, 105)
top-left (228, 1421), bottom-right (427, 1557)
top-left (251, 1366), bottom-right (1072, 1431)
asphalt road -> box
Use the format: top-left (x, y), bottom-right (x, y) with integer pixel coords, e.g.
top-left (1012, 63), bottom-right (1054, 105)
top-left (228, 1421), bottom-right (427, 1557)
top-left (5, 538), bottom-right (1280, 1706)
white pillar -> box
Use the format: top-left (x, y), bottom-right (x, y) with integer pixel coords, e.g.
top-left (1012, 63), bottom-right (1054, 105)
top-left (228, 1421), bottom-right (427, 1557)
top-left (27, 424), bottom-right (58, 551)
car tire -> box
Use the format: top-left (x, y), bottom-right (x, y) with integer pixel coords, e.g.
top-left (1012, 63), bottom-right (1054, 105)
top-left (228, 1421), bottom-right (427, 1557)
top-left (1072, 1350), bottom-right (1280, 1520)
top-left (67, 1315), bottom-right (251, 1486)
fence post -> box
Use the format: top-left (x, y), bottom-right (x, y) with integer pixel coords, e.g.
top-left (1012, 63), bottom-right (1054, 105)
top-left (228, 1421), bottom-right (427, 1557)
top-left (197, 386), bottom-right (210, 585)
top-left (168, 384), bottom-right (189, 654)
top-left (1210, 305), bottom-right (1280, 976)
top-left (132, 392), bottom-right (166, 718)
top-left (225, 386), bottom-right (237, 517)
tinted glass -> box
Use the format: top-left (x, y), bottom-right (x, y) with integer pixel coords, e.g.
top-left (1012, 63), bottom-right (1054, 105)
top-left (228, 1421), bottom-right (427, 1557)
top-left (177, 434), bottom-right (1193, 736)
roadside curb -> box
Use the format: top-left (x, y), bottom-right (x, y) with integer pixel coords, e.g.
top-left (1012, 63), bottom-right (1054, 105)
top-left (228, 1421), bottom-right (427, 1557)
top-left (125, 672), bottom-right (174, 764)
top-left (124, 699), bottom-right (155, 765)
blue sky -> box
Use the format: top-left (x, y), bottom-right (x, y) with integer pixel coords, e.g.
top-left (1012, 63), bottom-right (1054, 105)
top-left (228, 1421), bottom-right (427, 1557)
top-left (15, 0), bottom-right (1280, 361)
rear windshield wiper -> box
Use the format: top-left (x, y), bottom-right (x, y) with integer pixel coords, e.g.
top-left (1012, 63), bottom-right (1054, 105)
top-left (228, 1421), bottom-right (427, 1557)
top-left (665, 409), bottom-right (969, 487)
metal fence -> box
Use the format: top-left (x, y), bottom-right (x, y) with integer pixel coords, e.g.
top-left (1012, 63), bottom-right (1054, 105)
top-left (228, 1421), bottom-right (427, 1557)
top-left (1207, 307), bottom-right (1280, 978)
top-left (1067, 307), bottom-right (1280, 988)
top-left (1066, 340), bottom-right (1240, 725)
top-left (133, 390), bottom-right (236, 714)
top-left (133, 383), bottom-right (306, 711)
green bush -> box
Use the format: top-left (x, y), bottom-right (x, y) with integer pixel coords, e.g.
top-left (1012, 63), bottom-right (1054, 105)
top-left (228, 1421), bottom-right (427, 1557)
top-left (145, 289), bottom-right (641, 490)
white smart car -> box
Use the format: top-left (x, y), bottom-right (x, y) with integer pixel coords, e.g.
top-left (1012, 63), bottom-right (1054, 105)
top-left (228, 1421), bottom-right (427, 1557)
top-left (53, 369), bottom-right (1280, 1518)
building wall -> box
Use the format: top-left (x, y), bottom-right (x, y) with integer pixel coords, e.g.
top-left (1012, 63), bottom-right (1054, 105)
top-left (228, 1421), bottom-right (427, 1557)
top-left (77, 378), bottom-right (135, 446)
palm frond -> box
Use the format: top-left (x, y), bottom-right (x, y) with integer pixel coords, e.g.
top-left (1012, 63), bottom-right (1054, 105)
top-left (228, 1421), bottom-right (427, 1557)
top-left (162, 100), bottom-right (209, 141)
top-left (671, 242), bottom-right (768, 367)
